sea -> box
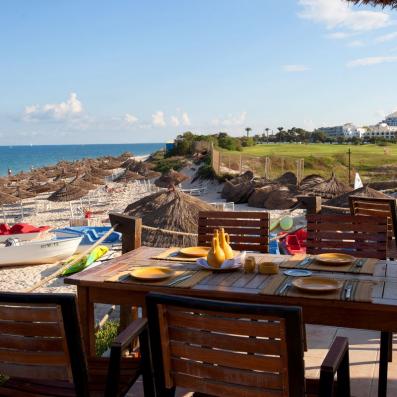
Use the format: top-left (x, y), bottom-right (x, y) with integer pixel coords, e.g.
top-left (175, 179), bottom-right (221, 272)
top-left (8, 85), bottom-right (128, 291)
top-left (0, 143), bottom-right (164, 176)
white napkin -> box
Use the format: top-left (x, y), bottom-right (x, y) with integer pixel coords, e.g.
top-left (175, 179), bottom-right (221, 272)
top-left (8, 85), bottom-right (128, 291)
top-left (197, 251), bottom-right (246, 270)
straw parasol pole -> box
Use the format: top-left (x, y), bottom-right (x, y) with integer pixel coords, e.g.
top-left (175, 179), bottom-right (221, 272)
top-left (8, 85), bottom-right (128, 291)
top-left (0, 191), bottom-right (19, 223)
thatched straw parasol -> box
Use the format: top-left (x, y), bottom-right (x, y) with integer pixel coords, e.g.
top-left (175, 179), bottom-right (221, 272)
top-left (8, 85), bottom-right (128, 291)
top-left (114, 170), bottom-right (145, 183)
top-left (311, 173), bottom-right (353, 199)
top-left (117, 151), bottom-right (134, 161)
top-left (325, 186), bottom-right (392, 208)
top-left (154, 170), bottom-right (189, 188)
top-left (124, 190), bottom-right (215, 247)
top-left (71, 178), bottom-right (97, 191)
top-left (28, 182), bottom-right (61, 194)
top-left (48, 184), bottom-right (88, 202)
top-left (30, 173), bottom-right (49, 183)
top-left (0, 191), bottom-right (19, 205)
top-left (89, 167), bottom-right (112, 177)
top-left (299, 174), bottom-right (326, 192)
top-left (275, 172), bottom-right (297, 186)
top-left (12, 187), bottom-right (36, 199)
top-left (54, 168), bottom-right (77, 181)
top-left (144, 171), bottom-right (161, 180)
top-left (346, 0), bottom-right (397, 7)
top-left (99, 159), bottom-right (122, 170)
top-left (82, 173), bottom-right (104, 185)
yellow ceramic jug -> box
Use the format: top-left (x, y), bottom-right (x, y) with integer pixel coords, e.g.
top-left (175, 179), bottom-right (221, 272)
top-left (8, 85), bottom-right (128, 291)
top-left (219, 228), bottom-right (234, 260)
top-left (207, 236), bottom-right (225, 268)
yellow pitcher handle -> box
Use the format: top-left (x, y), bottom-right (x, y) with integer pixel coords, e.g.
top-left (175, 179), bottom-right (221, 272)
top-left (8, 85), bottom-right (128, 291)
top-left (225, 233), bottom-right (230, 244)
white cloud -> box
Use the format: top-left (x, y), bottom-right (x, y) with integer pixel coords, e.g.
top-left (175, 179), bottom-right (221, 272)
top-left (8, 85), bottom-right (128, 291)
top-left (152, 111), bottom-right (166, 127)
top-left (170, 116), bottom-right (180, 127)
top-left (375, 31), bottom-right (397, 43)
top-left (347, 40), bottom-right (365, 47)
top-left (24, 92), bottom-right (83, 121)
top-left (326, 31), bottom-right (352, 39)
top-left (298, 0), bottom-right (391, 32)
top-left (124, 113), bottom-right (138, 124)
top-left (181, 112), bottom-right (191, 126)
top-left (347, 55), bottom-right (397, 67)
top-left (212, 111), bottom-right (247, 127)
top-left (282, 64), bottom-right (310, 72)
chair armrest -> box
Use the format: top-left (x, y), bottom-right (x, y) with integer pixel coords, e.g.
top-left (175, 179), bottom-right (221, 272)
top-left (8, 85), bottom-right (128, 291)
top-left (321, 336), bottom-right (349, 374)
top-left (111, 318), bottom-right (148, 351)
top-left (319, 337), bottom-right (350, 397)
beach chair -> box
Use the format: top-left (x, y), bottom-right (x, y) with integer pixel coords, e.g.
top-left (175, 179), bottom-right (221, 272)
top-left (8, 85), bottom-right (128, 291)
top-left (306, 214), bottom-right (389, 259)
top-left (146, 292), bottom-right (351, 397)
top-left (198, 210), bottom-right (270, 252)
top-left (349, 196), bottom-right (397, 258)
top-left (0, 292), bottom-right (153, 397)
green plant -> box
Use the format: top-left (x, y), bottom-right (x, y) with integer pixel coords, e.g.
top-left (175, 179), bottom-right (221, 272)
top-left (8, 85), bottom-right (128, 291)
top-left (95, 320), bottom-right (119, 356)
top-left (153, 156), bottom-right (187, 173)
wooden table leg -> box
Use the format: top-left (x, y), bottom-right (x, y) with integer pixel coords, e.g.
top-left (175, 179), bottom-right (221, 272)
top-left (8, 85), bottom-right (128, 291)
top-left (379, 331), bottom-right (389, 397)
top-left (77, 286), bottom-right (96, 357)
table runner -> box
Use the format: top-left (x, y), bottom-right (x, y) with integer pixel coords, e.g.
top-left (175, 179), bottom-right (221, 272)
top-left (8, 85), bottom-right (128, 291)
top-left (260, 274), bottom-right (374, 302)
top-left (274, 254), bottom-right (378, 275)
top-left (105, 269), bottom-right (210, 288)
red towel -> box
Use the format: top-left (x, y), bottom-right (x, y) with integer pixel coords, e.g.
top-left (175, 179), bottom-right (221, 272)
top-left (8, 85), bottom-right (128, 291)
top-left (0, 224), bottom-right (10, 235)
top-left (10, 223), bottom-right (42, 234)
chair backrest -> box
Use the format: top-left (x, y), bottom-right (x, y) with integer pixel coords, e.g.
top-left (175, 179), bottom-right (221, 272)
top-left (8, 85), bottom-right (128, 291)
top-left (306, 214), bottom-right (389, 259)
top-left (0, 293), bottom-right (89, 396)
top-left (349, 196), bottom-right (397, 238)
top-left (146, 292), bottom-right (305, 397)
top-left (198, 211), bottom-right (269, 252)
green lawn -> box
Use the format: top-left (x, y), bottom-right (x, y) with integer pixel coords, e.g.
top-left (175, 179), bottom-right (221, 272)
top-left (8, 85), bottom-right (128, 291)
top-left (221, 143), bottom-right (397, 182)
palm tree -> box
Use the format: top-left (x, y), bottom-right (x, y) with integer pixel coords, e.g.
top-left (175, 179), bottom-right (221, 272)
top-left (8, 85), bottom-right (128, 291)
top-left (245, 127), bottom-right (252, 137)
top-left (265, 128), bottom-right (270, 143)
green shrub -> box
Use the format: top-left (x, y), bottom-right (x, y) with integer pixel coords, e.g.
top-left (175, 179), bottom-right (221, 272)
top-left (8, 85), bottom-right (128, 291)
top-left (96, 320), bottom-right (119, 356)
top-left (153, 156), bottom-right (187, 173)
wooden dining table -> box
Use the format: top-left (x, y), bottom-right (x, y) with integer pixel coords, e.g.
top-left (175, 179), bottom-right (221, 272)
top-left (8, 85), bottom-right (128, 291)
top-left (65, 246), bottom-right (397, 397)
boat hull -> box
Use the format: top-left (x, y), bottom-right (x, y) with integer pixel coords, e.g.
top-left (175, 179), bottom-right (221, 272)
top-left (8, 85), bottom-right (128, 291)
top-left (0, 236), bottom-right (83, 266)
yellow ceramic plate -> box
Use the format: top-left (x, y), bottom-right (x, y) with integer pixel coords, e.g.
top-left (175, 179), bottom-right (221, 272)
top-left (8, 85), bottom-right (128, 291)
top-left (315, 253), bottom-right (355, 266)
top-left (292, 276), bottom-right (342, 293)
top-left (179, 246), bottom-right (210, 258)
top-left (129, 267), bottom-right (174, 281)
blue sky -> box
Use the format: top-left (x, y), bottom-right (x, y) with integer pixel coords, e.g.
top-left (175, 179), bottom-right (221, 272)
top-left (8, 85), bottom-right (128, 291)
top-left (1, 0), bottom-right (397, 145)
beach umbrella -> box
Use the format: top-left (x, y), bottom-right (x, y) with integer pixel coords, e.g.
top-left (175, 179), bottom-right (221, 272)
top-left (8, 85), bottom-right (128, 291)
top-left (325, 186), bottom-right (392, 209)
top-left (82, 173), bottom-right (104, 185)
top-left (89, 167), bottom-right (112, 177)
top-left (346, 0), bottom-right (397, 7)
top-left (70, 178), bottom-right (97, 191)
top-left (28, 182), bottom-right (61, 194)
top-left (154, 169), bottom-right (189, 188)
top-left (311, 173), bottom-right (353, 199)
top-left (124, 189), bottom-right (215, 247)
top-left (114, 170), bottom-right (145, 183)
top-left (30, 173), bottom-right (49, 183)
top-left (99, 159), bottom-right (122, 170)
top-left (54, 168), bottom-right (77, 181)
top-left (0, 191), bottom-right (19, 223)
top-left (117, 151), bottom-right (134, 161)
top-left (299, 174), bottom-right (326, 192)
top-left (275, 172), bottom-right (297, 186)
top-left (127, 161), bottom-right (151, 176)
top-left (12, 187), bottom-right (36, 199)
top-left (144, 171), bottom-right (161, 180)
top-left (48, 183), bottom-right (88, 202)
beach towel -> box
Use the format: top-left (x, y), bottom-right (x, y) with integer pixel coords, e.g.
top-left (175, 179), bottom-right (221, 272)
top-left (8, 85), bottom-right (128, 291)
top-left (0, 224), bottom-right (11, 235)
top-left (9, 223), bottom-right (50, 234)
top-left (61, 245), bottom-right (109, 276)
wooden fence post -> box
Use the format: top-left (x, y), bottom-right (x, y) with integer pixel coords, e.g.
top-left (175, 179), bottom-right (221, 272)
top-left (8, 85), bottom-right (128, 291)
top-left (109, 212), bottom-right (142, 254)
top-left (296, 195), bottom-right (322, 214)
top-left (108, 213), bottom-right (142, 333)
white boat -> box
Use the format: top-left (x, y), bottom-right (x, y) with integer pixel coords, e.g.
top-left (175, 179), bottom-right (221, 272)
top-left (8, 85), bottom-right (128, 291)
top-left (0, 236), bottom-right (83, 266)
top-left (0, 230), bottom-right (51, 243)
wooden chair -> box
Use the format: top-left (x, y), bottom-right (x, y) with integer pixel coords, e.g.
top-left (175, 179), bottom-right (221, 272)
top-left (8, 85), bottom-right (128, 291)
top-left (0, 292), bottom-right (153, 397)
top-left (306, 214), bottom-right (389, 259)
top-left (146, 292), bottom-right (351, 397)
top-left (198, 211), bottom-right (270, 252)
top-left (349, 196), bottom-right (397, 258)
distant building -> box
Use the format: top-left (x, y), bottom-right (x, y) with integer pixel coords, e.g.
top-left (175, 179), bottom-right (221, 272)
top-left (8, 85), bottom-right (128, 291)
top-left (363, 123), bottom-right (397, 140)
top-left (316, 123), bottom-right (363, 138)
top-left (384, 111), bottom-right (397, 127)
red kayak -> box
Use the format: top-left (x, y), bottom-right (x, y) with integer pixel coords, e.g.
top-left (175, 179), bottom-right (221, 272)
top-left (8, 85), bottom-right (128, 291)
top-left (281, 229), bottom-right (307, 255)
